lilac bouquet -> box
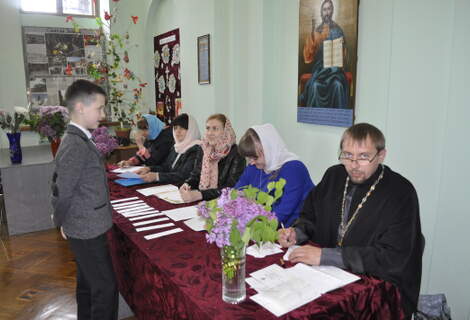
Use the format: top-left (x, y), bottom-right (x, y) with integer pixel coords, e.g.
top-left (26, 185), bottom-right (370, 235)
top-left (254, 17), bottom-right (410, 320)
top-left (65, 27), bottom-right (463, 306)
top-left (34, 106), bottom-right (69, 141)
top-left (198, 179), bottom-right (285, 279)
top-left (92, 126), bottom-right (118, 156)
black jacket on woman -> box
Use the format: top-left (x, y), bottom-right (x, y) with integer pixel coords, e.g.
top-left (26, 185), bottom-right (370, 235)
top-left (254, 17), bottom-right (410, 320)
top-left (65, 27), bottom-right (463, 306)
top-left (185, 144), bottom-right (246, 201)
top-left (149, 144), bottom-right (201, 187)
top-left (135, 127), bottom-right (174, 167)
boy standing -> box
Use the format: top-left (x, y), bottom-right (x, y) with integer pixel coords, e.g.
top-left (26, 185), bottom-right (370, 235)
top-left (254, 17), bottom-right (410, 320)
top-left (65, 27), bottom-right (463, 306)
top-left (52, 80), bottom-right (118, 319)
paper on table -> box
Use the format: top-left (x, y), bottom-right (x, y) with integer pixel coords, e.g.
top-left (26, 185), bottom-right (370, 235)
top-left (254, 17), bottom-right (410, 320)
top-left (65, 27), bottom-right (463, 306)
top-left (183, 216), bottom-right (206, 232)
top-left (144, 228), bottom-right (183, 240)
top-left (116, 205), bottom-right (151, 214)
top-left (136, 185), bottom-right (178, 196)
top-left (247, 242), bottom-right (283, 258)
top-left (121, 209), bottom-right (159, 217)
top-left (110, 196), bottom-right (138, 204)
top-left (282, 245), bottom-right (300, 261)
top-left (112, 166), bottom-right (144, 173)
top-left (112, 200), bottom-right (145, 208)
top-left (156, 190), bottom-right (184, 204)
top-left (117, 172), bottom-right (141, 179)
top-left (249, 263), bottom-right (360, 317)
top-left (132, 217), bottom-right (169, 226)
top-left (135, 223), bottom-right (174, 232)
top-left (128, 213), bottom-right (166, 221)
top-left (163, 206), bottom-right (198, 221)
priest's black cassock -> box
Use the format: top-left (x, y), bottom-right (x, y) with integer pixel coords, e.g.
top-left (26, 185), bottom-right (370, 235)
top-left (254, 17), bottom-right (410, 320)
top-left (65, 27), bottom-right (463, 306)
top-left (295, 164), bottom-right (424, 317)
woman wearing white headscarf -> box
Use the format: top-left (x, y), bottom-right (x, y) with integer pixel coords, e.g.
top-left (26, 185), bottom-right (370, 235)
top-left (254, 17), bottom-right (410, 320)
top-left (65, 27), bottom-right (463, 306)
top-left (235, 123), bottom-right (315, 227)
top-left (136, 113), bottom-right (201, 186)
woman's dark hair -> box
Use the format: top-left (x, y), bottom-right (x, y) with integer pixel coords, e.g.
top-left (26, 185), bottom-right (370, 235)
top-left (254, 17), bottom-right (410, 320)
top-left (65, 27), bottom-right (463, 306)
top-left (172, 113), bottom-right (189, 130)
top-left (136, 118), bottom-right (148, 130)
top-left (207, 113), bottom-right (227, 126)
top-left (238, 128), bottom-right (261, 158)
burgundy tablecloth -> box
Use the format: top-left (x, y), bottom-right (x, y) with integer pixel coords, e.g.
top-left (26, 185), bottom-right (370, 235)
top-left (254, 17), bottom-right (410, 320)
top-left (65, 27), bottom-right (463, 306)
top-left (107, 171), bottom-right (406, 320)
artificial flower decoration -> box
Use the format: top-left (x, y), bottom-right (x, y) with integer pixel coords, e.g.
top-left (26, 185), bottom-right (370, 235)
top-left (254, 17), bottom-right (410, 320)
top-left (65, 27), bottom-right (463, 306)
top-left (131, 16), bottom-right (138, 24)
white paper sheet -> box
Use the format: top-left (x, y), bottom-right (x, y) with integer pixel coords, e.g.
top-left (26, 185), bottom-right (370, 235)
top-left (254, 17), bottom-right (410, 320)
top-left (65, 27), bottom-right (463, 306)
top-left (112, 166), bottom-right (144, 173)
top-left (110, 196), bottom-right (138, 204)
top-left (116, 205), bottom-right (151, 214)
top-left (183, 216), bottom-right (206, 232)
top-left (112, 201), bottom-right (145, 209)
top-left (117, 172), bottom-right (141, 179)
top-left (135, 223), bottom-right (174, 232)
top-left (144, 228), bottom-right (183, 240)
top-left (136, 185), bottom-right (178, 196)
top-left (128, 213), bottom-right (166, 221)
top-left (156, 190), bottom-right (184, 204)
top-left (121, 209), bottom-right (159, 217)
top-left (247, 242), bottom-right (283, 258)
top-left (282, 245), bottom-right (300, 261)
top-left (132, 217), bottom-right (170, 226)
top-left (163, 206), bottom-right (198, 221)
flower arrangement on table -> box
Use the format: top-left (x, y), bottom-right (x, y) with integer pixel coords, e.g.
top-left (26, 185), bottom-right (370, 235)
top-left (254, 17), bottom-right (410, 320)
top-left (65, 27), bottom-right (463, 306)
top-left (92, 126), bottom-right (119, 156)
top-left (198, 179), bottom-right (286, 281)
top-left (0, 107), bottom-right (28, 133)
top-left (67, 0), bottom-right (148, 129)
top-left (29, 106), bottom-right (69, 142)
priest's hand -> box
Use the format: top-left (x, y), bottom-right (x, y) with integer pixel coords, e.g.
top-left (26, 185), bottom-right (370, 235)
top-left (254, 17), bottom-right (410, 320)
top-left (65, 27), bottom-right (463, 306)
top-left (180, 189), bottom-right (202, 203)
top-left (278, 227), bottom-right (296, 248)
top-left (140, 172), bottom-right (158, 182)
top-left (288, 245), bottom-right (322, 266)
top-left (117, 160), bottom-right (131, 168)
top-left (135, 167), bottom-right (151, 175)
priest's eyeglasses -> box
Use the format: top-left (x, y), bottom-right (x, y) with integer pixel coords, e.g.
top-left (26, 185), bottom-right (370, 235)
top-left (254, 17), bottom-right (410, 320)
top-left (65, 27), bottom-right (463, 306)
top-left (338, 151), bottom-right (379, 165)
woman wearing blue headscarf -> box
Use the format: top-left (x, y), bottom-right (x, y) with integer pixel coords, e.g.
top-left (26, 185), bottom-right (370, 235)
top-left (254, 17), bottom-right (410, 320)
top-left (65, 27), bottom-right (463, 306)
top-left (117, 114), bottom-right (174, 167)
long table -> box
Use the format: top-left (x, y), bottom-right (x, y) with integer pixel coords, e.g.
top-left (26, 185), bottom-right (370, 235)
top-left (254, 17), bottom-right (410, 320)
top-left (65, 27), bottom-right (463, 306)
top-left (107, 174), bottom-right (406, 319)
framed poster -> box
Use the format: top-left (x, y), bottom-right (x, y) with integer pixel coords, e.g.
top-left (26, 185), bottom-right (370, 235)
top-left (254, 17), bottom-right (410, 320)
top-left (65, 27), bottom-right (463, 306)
top-left (22, 26), bottom-right (103, 106)
top-left (197, 34), bottom-right (210, 85)
top-left (154, 29), bottom-right (181, 124)
top-left (297, 0), bottom-right (359, 127)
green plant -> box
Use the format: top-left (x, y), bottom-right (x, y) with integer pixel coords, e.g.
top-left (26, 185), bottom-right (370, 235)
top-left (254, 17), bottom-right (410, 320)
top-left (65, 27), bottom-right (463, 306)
top-left (67, 1), bottom-right (147, 128)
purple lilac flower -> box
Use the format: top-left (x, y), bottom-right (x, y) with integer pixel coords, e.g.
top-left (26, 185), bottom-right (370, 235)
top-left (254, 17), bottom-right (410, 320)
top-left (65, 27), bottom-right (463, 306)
top-left (91, 127), bottom-right (118, 156)
top-left (39, 124), bottom-right (56, 138)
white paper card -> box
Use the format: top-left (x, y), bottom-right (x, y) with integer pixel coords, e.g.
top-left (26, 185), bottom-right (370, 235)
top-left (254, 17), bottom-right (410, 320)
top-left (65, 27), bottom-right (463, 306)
top-left (163, 206), bottom-right (198, 221)
top-left (128, 213), bottom-right (166, 221)
top-left (247, 242), bottom-right (283, 258)
top-left (112, 201), bottom-right (145, 209)
top-left (135, 223), bottom-right (174, 232)
top-left (137, 185), bottom-right (178, 196)
top-left (110, 196), bottom-right (138, 204)
top-left (144, 228), bottom-right (183, 240)
top-left (121, 209), bottom-right (159, 217)
top-left (183, 216), bottom-right (206, 232)
top-left (117, 172), bottom-right (141, 179)
top-left (156, 190), bottom-right (183, 204)
top-left (133, 217), bottom-right (170, 226)
top-left (117, 205), bottom-right (151, 214)
top-left (282, 245), bottom-right (300, 261)
top-left (112, 166), bottom-right (144, 173)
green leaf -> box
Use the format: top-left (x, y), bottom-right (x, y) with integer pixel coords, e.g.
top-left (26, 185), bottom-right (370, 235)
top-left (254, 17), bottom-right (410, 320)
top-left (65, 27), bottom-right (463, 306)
top-left (241, 226), bottom-right (251, 246)
top-left (230, 189), bottom-right (238, 200)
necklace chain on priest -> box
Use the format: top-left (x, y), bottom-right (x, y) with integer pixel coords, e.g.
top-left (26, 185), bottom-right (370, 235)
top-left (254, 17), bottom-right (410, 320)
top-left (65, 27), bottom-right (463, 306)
top-left (338, 164), bottom-right (384, 247)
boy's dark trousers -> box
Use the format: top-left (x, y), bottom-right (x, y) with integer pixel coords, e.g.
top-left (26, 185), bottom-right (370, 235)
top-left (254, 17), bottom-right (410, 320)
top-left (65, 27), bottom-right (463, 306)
top-left (68, 233), bottom-right (118, 320)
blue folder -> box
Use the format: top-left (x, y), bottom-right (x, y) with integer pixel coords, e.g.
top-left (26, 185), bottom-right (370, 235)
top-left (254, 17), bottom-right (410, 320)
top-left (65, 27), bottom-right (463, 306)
top-left (114, 178), bottom-right (147, 187)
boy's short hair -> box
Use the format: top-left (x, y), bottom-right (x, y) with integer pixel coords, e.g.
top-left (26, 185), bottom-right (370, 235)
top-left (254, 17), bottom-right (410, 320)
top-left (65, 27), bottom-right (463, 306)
top-left (65, 80), bottom-right (107, 113)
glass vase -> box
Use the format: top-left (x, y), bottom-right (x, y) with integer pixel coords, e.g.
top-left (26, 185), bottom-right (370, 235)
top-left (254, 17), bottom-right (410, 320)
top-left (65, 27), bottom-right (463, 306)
top-left (220, 245), bottom-right (246, 304)
top-left (7, 132), bottom-right (22, 164)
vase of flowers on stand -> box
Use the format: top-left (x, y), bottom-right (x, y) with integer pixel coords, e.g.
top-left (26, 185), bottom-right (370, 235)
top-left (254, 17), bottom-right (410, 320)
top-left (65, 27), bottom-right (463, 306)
top-left (198, 179), bottom-right (286, 304)
top-left (30, 106), bottom-right (69, 158)
top-left (0, 107), bottom-right (28, 164)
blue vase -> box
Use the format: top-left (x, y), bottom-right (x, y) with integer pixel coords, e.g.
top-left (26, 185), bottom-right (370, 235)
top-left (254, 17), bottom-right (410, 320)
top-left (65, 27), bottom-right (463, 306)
top-left (7, 132), bottom-right (22, 164)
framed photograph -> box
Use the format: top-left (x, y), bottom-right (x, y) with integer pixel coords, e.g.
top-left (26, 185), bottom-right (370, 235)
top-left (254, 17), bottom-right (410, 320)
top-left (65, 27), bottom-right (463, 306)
top-left (297, 0), bottom-right (359, 127)
top-left (197, 34), bottom-right (210, 85)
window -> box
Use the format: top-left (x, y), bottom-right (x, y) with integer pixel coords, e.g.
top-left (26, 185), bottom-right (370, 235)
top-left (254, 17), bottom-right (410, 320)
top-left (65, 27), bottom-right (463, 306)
top-left (21, 0), bottom-right (96, 17)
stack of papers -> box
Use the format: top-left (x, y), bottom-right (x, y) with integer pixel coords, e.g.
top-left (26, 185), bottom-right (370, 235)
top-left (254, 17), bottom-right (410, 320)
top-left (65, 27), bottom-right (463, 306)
top-left (110, 196), bottom-right (185, 241)
top-left (155, 190), bottom-right (184, 204)
top-left (247, 263), bottom-right (360, 317)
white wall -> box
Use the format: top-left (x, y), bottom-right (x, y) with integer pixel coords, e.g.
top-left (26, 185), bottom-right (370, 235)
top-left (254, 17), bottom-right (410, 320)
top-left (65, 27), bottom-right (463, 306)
top-left (0, 0), bottom-right (108, 147)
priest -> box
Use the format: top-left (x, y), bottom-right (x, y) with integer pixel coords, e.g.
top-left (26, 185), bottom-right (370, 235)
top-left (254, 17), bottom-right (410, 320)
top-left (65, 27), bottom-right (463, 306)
top-left (279, 123), bottom-right (424, 319)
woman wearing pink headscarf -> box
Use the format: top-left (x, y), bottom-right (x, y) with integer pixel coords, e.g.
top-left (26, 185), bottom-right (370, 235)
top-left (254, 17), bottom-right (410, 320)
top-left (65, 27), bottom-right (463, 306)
top-left (180, 113), bottom-right (245, 202)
